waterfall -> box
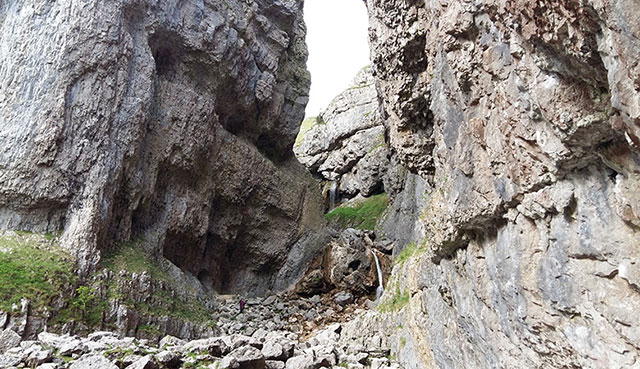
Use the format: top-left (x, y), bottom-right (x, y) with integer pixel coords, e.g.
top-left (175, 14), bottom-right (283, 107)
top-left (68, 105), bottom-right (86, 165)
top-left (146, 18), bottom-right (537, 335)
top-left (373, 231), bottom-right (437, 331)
top-left (370, 249), bottom-right (384, 300)
top-left (328, 181), bottom-right (338, 210)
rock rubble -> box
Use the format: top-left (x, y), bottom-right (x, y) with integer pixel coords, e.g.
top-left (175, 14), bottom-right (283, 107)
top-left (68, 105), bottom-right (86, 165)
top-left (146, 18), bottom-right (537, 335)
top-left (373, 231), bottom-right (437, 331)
top-left (0, 319), bottom-right (399, 369)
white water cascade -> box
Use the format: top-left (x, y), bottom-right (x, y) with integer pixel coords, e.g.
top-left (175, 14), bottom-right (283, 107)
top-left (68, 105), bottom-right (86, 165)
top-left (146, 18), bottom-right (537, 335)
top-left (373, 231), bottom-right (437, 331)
top-left (328, 181), bottom-right (338, 210)
top-left (371, 249), bottom-right (384, 300)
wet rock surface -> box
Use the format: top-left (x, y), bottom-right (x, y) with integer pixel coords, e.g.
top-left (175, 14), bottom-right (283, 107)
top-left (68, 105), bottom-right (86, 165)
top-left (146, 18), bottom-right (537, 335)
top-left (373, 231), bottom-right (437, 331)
top-left (295, 229), bottom-right (391, 299)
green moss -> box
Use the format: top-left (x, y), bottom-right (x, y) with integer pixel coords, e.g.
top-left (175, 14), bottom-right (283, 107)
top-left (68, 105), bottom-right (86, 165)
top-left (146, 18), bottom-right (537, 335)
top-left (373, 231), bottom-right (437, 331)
top-left (0, 232), bottom-right (76, 313)
top-left (103, 346), bottom-right (136, 360)
top-left (324, 193), bottom-right (389, 231)
top-left (377, 288), bottom-right (410, 313)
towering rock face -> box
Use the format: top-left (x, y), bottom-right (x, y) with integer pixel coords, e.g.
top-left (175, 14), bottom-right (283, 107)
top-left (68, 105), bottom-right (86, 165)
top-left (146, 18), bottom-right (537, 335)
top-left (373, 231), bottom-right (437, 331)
top-left (0, 0), bottom-right (325, 295)
top-left (366, 0), bottom-right (640, 367)
top-left (295, 67), bottom-right (390, 198)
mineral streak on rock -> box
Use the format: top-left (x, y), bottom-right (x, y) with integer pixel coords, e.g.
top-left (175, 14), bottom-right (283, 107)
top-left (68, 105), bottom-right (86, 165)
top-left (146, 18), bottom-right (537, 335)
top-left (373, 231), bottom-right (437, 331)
top-left (364, 0), bottom-right (640, 367)
top-left (0, 0), bottom-right (326, 295)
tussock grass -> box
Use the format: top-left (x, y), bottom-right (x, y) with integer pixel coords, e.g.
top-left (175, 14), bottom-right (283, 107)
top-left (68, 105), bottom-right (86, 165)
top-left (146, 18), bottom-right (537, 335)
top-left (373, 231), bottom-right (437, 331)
top-left (0, 232), bottom-right (75, 313)
top-left (324, 193), bottom-right (389, 231)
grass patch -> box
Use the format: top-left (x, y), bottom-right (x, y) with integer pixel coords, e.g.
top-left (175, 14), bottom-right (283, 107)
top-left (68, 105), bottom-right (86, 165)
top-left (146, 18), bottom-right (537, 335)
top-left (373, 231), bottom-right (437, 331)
top-left (377, 287), bottom-right (410, 313)
top-left (324, 193), bottom-right (389, 231)
top-left (101, 239), bottom-right (166, 281)
top-left (294, 116), bottom-right (323, 148)
top-left (101, 240), bottom-right (212, 324)
top-left (138, 324), bottom-right (162, 337)
top-left (138, 289), bottom-right (212, 323)
top-left (0, 232), bottom-right (76, 313)
top-left (394, 239), bottom-right (427, 266)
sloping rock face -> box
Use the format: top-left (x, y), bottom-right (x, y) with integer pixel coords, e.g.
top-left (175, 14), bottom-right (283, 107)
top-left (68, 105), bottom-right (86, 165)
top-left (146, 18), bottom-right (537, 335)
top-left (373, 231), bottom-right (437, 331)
top-left (366, 0), bottom-right (640, 367)
top-left (295, 67), bottom-right (390, 198)
top-left (0, 0), bottom-right (325, 295)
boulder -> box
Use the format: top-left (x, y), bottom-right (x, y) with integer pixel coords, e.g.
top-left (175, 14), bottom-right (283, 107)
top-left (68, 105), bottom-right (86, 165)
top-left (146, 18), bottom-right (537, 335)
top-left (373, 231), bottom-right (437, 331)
top-left (69, 355), bottom-right (118, 369)
top-left (125, 355), bottom-right (158, 369)
top-left (284, 354), bottom-right (314, 369)
top-left (0, 329), bottom-right (21, 354)
top-left (220, 346), bottom-right (265, 369)
top-left (155, 351), bottom-right (181, 368)
top-left (333, 292), bottom-right (354, 307)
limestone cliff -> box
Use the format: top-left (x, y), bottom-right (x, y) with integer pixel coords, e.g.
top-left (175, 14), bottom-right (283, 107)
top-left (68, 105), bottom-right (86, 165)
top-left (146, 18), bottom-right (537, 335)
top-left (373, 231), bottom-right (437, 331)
top-left (0, 0), bottom-right (325, 295)
top-left (295, 67), bottom-right (390, 200)
top-left (364, 0), bottom-right (640, 367)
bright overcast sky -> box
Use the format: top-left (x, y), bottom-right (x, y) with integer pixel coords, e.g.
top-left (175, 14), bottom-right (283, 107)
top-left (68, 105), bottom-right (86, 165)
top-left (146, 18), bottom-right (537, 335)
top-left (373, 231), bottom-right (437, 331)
top-left (304, 0), bottom-right (371, 117)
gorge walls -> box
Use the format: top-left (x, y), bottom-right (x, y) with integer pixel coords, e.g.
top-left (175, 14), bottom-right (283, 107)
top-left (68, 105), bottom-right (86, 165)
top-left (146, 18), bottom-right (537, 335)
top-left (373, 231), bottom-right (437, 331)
top-left (0, 0), bottom-right (325, 295)
top-left (365, 0), bottom-right (640, 367)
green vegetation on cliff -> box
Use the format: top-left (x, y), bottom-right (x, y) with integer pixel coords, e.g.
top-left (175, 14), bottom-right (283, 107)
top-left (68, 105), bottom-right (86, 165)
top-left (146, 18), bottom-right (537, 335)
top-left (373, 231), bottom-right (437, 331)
top-left (102, 240), bottom-right (212, 324)
top-left (0, 232), bottom-right (75, 313)
top-left (377, 287), bottom-right (410, 313)
top-left (0, 232), bottom-right (213, 337)
top-left (294, 116), bottom-right (322, 147)
top-left (394, 240), bottom-right (427, 266)
top-left (101, 239), bottom-right (167, 281)
top-left (325, 193), bottom-right (390, 230)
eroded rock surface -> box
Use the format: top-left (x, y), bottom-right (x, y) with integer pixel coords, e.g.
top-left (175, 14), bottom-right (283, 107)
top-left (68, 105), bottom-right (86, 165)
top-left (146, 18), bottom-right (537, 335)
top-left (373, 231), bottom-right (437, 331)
top-left (295, 67), bottom-right (390, 198)
top-left (365, 0), bottom-right (640, 367)
top-left (0, 0), bottom-right (325, 295)
top-left (295, 229), bottom-right (392, 299)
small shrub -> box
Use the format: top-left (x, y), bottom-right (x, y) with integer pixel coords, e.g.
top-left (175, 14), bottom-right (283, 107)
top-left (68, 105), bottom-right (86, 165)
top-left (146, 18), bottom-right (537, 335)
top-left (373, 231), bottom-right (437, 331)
top-left (73, 286), bottom-right (95, 312)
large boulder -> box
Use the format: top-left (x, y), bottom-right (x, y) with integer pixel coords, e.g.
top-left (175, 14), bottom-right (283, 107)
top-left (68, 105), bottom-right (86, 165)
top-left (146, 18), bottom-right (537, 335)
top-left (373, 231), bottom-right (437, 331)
top-left (0, 329), bottom-right (21, 354)
top-left (295, 229), bottom-right (391, 297)
top-left (219, 346), bottom-right (265, 369)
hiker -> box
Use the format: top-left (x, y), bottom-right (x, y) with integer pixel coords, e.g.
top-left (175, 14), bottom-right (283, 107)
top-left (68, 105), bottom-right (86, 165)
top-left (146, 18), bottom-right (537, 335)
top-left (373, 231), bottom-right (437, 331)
top-left (239, 299), bottom-right (246, 313)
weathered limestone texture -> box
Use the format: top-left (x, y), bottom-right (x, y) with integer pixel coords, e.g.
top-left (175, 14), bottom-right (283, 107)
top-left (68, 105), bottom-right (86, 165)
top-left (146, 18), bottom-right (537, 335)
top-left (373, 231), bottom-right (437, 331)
top-left (0, 0), bottom-right (325, 295)
top-left (366, 0), bottom-right (640, 367)
top-left (295, 67), bottom-right (390, 198)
